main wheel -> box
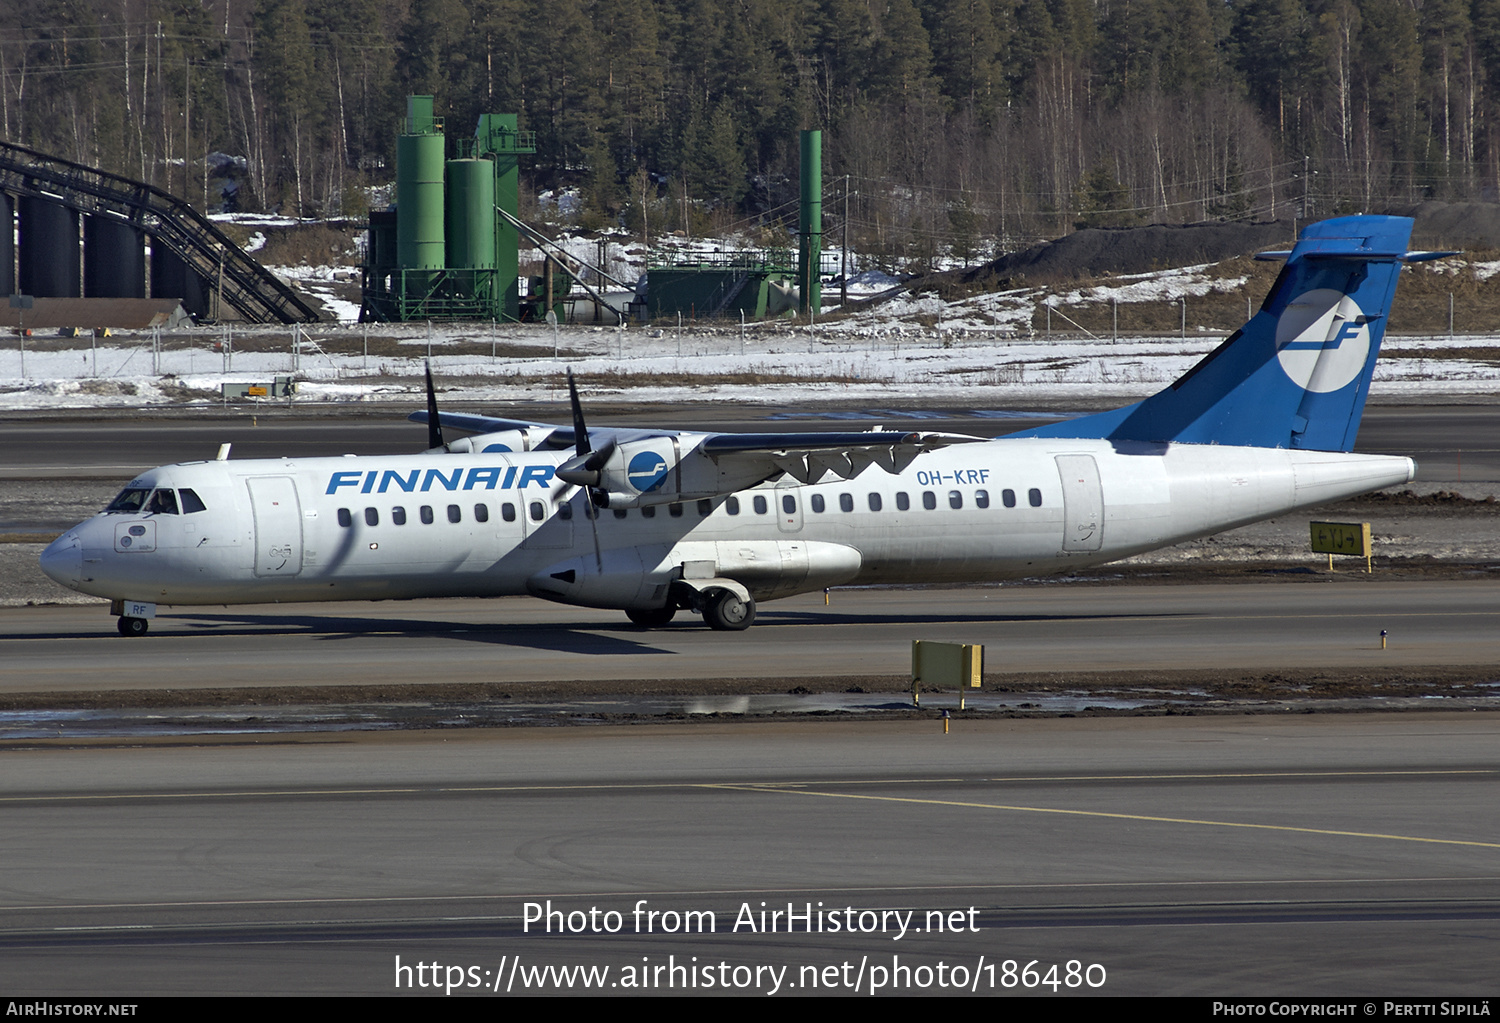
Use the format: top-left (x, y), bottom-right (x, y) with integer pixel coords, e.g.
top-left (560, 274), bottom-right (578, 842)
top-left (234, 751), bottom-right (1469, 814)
top-left (703, 589), bottom-right (755, 631)
top-left (625, 605), bottom-right (676, 628)
top-left (117, 615), bottom-right (149, 637)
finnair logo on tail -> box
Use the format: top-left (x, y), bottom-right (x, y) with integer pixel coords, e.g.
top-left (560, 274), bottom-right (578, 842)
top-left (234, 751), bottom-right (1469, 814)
top-left (1275, 289), bottom-right (1372, 393)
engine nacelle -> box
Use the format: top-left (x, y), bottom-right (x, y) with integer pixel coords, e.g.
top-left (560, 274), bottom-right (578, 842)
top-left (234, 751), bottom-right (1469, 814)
top-left (446, 427), bottom-right (557, 454)
top-left (587, 437), bottom-right (772, 507)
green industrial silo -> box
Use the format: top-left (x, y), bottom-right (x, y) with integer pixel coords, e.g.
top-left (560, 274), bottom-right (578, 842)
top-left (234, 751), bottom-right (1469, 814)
top-left (445, 157), bottom-right (496, 305)
top-left (396, 96), bottom-right (445, 290)
top-left (363, 96), bottom-right (534, 322)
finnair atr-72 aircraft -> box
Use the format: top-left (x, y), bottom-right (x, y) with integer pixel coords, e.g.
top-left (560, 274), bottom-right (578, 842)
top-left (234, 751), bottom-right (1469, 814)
top-left (42, 215), bottom-right (1436, 635)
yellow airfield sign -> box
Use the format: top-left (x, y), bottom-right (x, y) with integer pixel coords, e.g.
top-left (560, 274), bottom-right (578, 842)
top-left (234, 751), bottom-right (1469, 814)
top-left (1310, 520), bottom-right (1373, 572)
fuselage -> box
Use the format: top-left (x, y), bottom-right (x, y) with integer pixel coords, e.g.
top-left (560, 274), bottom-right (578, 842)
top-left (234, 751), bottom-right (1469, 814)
top-left (40, 438), bottom-right (1416, 610)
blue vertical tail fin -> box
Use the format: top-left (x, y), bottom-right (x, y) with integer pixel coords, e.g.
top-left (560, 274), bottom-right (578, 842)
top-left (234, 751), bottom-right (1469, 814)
top-left (1017, 215), bottom-right (1438, 452)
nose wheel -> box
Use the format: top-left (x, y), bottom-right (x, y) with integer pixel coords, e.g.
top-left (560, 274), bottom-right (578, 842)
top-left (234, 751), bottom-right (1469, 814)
top-left (117, 615), bottom-right (149, 637)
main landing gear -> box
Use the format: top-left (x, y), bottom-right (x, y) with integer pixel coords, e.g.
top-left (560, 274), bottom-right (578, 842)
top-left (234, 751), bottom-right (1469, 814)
top-left (703, 589), bottom-right (755, 631)
top-left (622, 588), bottom-right (757, 631)
top-left (117, 615), bottom-right (149, 636)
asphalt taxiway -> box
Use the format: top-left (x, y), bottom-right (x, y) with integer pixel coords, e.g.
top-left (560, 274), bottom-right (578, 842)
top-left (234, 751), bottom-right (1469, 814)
top-left (0, 715), bottom-right (1496, 995)
top-left (2, 404), bottom-right (1498, 997)
top-left (3, 581), bottom-right (1500, 696)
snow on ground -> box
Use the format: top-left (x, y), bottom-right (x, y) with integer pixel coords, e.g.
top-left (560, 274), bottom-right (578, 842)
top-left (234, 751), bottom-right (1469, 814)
top-left (1051, 264), bottom-right (1248, 305)
top-left (261, 263), bottom-right (363, 323)
top-left (207, 212), bottom-right (304, 229)
top-left (2, 316), bottom-right (1498, 412)
top-left (0, 257), bottom-right (1495, 410)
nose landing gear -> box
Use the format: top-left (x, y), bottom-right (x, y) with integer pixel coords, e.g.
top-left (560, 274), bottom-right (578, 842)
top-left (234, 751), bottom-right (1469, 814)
top-left (117, 615), bottom-right (150, 636)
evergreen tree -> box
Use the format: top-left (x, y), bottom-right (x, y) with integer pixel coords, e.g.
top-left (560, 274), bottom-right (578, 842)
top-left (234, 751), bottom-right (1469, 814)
top-left (252, 0), bottom-right (320, 213)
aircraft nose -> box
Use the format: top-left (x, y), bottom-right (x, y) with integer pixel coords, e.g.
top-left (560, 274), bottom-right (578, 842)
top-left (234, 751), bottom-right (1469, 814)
top-left (39, 532), bottom-right (83, 590)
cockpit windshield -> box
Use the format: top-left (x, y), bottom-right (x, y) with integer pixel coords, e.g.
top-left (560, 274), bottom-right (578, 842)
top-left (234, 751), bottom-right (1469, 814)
top-left (105, 486), bottom-right (207, 514)
top-left (105, 488), bottom-right (151, 513)
top-left (146, 489), bottom-right (179, 515)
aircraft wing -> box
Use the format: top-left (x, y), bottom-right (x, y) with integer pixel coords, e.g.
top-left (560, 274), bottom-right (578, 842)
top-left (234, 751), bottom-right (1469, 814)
top-left (412, 409), bottom-right (985, 481)
top-left (409, 410), bottom-right (578, 450)
top-left (554, 427), bottom-right (988, 505)
top-left (412, 403), bottom-right (986, 500)
top-left (698, 430), bottom-right (986, 484)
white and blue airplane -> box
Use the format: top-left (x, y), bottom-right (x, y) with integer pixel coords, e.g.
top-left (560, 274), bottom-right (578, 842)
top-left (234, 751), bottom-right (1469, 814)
top-left (42, 215), bottom-right (1435, 635)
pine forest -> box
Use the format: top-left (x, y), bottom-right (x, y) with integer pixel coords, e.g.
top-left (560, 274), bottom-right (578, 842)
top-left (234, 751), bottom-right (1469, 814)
top-left (4, 0), bottom-right (1498, 266)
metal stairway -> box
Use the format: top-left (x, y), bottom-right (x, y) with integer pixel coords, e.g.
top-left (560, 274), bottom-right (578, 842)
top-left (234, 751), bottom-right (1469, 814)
top-left (0, 140), bottom-right (319, 323)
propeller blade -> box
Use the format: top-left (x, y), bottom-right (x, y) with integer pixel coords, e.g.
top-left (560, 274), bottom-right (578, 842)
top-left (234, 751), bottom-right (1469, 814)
top-left (584, 492), bottom-right (603, 573)
top-left (565, 369), bottom-right (605, 570)
top-left (424, 361), bottom-right (444, 451)
top-left (567, 369), bottom-right (590, 457)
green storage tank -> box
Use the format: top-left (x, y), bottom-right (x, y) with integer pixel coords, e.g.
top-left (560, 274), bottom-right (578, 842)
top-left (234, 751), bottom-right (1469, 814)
top-left (445, 159), bottom-right (496, 270)
top-left (395, 101), bottom-right (445, 274)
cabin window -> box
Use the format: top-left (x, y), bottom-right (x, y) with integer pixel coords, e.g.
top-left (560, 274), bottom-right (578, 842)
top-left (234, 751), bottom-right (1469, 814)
top-left (896, 492), bottom-right (910, 511)
top-left (1002, 489), bottom-right (1016, 508)
top-left (337, 508), bottom-right (352, 527)
top-left (782, 494), bottom-right (797, 514)
top-left (975, 490), bottom-right (989, 509)
top-left (868, 493), bottom-right (882, 512)
top-left (558, 502), bottom-right (573, 520)
top-left (697, 499), bottom-right (712, 516)
top-left (811, 494), bottom-right (826, 513)
top-left (839, 493), bottom-right (854, 513)
top-left (641, 505), bottom-right (656, 518)
top-left (529, 501), bottom-right (545, 521)
top-left (179, 489), bottom-right (207, 513)
top-left (1029, 488), bottom-right (1043, 507)
top-left (364, 507), bottom-right (379, 526)
top-left (420, 505), bottom-right (434, 524)
top-left (447, 504), bottom-right (462, 523)
top-left (949, 491), bottom-right (963, 510)
top-left (922, 491), bottom-right (937, 510)
top-left (392, 506), bottom-right (407, 525)
top-left (474, 504), bottom-right (489, 523)
top-left (502, 503), bottom-right (517, 522)
top-left (753, 495), bottom-right (768, 515)
top-left (726, 496), bottom-right (741, 515)
top-left (613, 508), bottom-right (628, 519)
top-left (668, 503), bottom-right (683, 517)
top-left (147, 489), bottom-right (179, 515)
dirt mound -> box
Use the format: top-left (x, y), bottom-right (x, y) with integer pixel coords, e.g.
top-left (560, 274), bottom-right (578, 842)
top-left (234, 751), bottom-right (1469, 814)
top-left (961, 202), bottom-right (1500, 287)
top-left (1390, 202), bottom-right (1500, 249)
top-left (967, 221), bottom-right (1296, 285)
